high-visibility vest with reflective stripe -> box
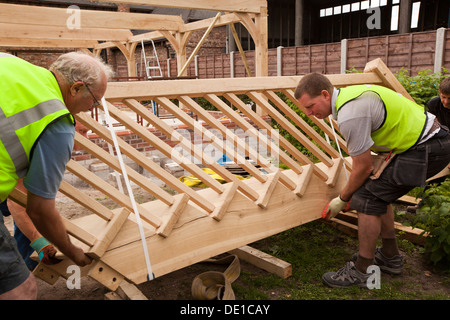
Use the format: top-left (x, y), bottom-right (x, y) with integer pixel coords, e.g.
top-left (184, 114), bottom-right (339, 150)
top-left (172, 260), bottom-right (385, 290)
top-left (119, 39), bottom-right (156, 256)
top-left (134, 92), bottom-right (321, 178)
top-left (0, 55), bottom-right (74, 202)
top-left (336, 84), bottom-right (427, 154)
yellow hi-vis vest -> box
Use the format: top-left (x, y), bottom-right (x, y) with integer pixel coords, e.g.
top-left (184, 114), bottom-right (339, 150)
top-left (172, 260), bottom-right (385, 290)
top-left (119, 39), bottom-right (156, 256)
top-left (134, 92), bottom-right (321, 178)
top-left (336, 84), bottom-right (427, 154)
top-left (0, 54), bottom-right (74, 202)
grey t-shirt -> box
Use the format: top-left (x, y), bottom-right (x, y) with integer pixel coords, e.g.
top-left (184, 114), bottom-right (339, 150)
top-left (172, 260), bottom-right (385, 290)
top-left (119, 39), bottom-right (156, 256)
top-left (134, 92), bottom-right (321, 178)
top-left (23, 116), bottom-right (74, 199)
top-left (334, 90), bottom-right (384, 156)
top-left (331, 88), bottom-right (435, 156)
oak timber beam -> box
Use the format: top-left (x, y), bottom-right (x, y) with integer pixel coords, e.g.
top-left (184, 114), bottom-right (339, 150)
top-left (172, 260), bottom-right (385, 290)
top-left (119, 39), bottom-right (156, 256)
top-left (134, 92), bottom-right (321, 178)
top-left (104, 73), bottom-right (383, 102)
top-left (0, 3), bottom-right (183, 31)
top-left (229, 245), bottom-right (292, 279)
top-left (0, 38), bottom-right (98, 49)
top-left (254, 6), bottom-right (268, 77)
top-left (94, 41), bottom-right (124, 50)
top-left (128, 31), bottom-right (167, 45)
top-left (364, 58), bottom-right (414, 101)
top-left (227, 16), bottom-right (253, 77)
top-left (94, 0), bottom-right (267, 14)
top-left (0, 23), bottom-right (132, 42)
top-left (179, 12), bottom-right (242, 33)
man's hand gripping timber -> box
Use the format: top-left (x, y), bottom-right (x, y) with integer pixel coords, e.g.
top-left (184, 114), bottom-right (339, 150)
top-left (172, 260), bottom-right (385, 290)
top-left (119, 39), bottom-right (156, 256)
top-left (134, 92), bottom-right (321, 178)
top-left (322, 196), bottom-right (350, 220)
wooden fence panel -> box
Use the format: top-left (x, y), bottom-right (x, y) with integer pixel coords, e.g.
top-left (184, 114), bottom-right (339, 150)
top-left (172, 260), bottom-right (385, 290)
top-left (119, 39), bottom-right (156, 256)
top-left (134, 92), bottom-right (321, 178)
top-left (189, 29), bottom-right (448, 77)
top-left (444, 29), bottom-right (450, 69)
top-left (126, 29), bottom-right (448, 80)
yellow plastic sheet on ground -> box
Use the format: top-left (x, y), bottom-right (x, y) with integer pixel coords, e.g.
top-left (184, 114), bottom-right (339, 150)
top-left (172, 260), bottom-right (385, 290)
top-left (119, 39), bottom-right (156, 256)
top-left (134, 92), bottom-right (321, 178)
top-left (179, 168), bottom-right (249, 187)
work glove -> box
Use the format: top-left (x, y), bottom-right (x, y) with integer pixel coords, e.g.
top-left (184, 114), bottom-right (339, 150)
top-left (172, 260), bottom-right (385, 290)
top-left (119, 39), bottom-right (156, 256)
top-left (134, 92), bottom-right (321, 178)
top-left (30, 237), bottom-right (62, 265)
top-left (322, 196), bottom-right (349, 220)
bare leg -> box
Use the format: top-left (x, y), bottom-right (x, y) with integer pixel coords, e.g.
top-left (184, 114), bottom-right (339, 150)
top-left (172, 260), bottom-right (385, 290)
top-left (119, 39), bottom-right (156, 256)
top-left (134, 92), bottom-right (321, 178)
top-left (358, 213), bottom-right (381, 259)
top-left (0, 273), bottom-right (37, 300)
top-left (380, 204), bottom-right (400, 257)
top-left (380, 204), bottom-right (396, 239)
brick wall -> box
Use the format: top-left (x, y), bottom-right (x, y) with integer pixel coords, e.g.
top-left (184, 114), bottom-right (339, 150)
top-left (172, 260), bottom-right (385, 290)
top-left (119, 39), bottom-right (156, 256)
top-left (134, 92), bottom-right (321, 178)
top-left (3, 48), bottom-right (74, 68)
top-left (110, 26), bottom-right (228, 78)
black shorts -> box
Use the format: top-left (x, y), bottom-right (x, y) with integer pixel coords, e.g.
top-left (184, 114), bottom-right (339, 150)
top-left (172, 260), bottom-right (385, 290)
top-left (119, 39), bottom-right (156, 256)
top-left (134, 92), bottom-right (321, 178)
top-left (350, 129), bottom-right (450, 215)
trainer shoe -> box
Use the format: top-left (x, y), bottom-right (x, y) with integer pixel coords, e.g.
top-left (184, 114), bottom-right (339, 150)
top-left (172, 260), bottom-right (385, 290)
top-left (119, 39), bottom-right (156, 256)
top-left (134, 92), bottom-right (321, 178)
top-left (352, 248), bottom-right (403, 275)
top-left (322, 261), bottom-right (370, 288)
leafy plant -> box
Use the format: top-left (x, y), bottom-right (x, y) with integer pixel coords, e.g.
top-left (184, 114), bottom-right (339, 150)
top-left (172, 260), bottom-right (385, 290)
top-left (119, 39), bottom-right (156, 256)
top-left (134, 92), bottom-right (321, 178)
top-left (412, 178), bottom-right (450, 266)
top-left (395, 67), bottom-right (448, 107)
top-left (347, 66), bottom-right (449, 107)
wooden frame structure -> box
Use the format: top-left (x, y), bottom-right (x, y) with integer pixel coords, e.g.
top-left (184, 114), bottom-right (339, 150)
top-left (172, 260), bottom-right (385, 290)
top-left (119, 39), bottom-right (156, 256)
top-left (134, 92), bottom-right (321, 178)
top-left (0, 0), bottom-right (268, 77)
top-left (7, 57), bottom-right (436, 293)
top-left (4, 1), bottom-right (448, 298)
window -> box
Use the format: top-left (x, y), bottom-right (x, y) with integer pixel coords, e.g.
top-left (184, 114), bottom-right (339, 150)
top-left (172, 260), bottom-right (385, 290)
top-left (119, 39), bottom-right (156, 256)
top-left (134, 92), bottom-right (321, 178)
top-left (361, 1), bottom-right (370, 10)
top-left (411, 2), bottom-right (421, 28)
top-left (391, 4), bottom-right (399, 30)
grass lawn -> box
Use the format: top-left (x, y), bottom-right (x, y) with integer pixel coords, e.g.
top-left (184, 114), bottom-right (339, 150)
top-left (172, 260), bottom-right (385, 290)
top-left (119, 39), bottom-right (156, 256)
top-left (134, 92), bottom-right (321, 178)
top-left (232, 219), bottom-right (450, 300)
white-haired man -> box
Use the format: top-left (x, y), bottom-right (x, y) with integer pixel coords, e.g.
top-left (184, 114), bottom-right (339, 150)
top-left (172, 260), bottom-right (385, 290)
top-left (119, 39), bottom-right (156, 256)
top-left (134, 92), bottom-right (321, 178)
top-left (0, 52), bottom-right (113, 299)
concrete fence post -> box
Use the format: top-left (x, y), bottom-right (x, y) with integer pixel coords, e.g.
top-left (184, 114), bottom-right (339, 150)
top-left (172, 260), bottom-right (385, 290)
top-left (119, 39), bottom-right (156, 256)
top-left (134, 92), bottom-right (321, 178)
top-left (194, 55), bottom-right (199, 77)
top-left (434, 27), bottom-right (446, 73)
top-left (277, 46), bottom-right (283, 76)
top-left (167, 58), bottom-right (171, 77)
top-left (341, 39), bottom-right (348, 74)
top-left (230, 51), bottom-right (235, 78)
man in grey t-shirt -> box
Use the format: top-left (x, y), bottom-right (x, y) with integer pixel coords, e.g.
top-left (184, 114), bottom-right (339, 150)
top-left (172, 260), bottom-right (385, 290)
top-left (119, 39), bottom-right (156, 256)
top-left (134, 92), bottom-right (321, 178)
top-left (295, 73), bottom-right (450, 289)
